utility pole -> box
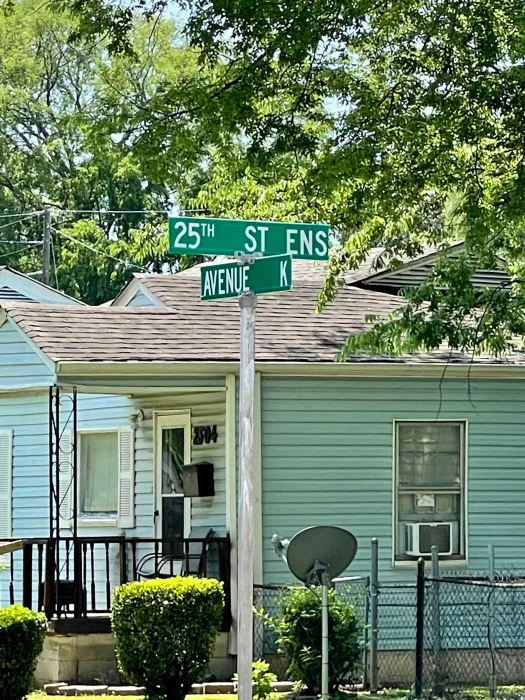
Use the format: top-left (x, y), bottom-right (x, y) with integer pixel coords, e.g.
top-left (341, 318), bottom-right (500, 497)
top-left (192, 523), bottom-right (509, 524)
top-left (237, 291), bottom-right (257, 700)
top-left (42, 207), bottom-right (51, 287)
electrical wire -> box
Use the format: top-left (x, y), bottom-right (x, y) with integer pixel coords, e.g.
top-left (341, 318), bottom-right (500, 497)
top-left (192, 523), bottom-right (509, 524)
top-left (0, 240), bottom-right (42, 245)
top-left (52, 226), bottom-right (150, 272)
top-left (0, 243), bottom-right (41, 261)
top-left (50, 234), bottom-right (59, 289)
top-left (0, 213), bottom-right (42, 231)
top-left (0, 211), bottom-right (43, 219)
top-left (60, 209), bottom-right (169, 215)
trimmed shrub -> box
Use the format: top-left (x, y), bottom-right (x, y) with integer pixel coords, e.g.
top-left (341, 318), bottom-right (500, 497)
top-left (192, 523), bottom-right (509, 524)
top-left (273, 587), bottom-right (361, 694)
top-left (112, 576), bottom-right (224, 700)
top-left (0, 605), bottom-right (47, 700)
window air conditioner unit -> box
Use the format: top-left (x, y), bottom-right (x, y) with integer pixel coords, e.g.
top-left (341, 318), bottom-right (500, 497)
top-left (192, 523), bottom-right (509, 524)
top-left (405, 522), bottom-right (453, 556)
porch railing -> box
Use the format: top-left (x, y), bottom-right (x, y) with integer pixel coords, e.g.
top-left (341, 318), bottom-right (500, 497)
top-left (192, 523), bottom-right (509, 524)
top-left (0, 536), bottom-right (231, 629)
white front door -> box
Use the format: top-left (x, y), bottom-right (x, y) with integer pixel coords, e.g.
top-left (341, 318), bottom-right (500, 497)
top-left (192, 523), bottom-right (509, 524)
top-left (155, 413), bottom-right (191, 547)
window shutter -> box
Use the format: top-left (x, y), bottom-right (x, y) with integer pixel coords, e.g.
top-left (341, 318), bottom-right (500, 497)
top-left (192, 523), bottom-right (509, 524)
top-left (118, 427), bottom-right (135, 529)
top-left (58, 430), bottom-right (73, 532)
top-left (0, 430), bottom-right (13, 539)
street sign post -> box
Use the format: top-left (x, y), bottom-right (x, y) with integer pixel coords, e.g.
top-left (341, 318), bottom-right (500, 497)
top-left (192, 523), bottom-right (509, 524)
top-left (175, 215), bottom-right (330, 700)
top-left (169, 216), bottom-right (330, 259)
top-left (201, 254), bottom-right (292, 301)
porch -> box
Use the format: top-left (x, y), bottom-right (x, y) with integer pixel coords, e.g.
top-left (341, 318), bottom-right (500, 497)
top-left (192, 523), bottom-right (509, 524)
top-left (1, 534), bottom-right (231, 633)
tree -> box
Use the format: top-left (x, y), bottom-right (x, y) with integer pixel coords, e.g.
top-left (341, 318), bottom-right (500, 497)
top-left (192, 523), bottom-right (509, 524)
top-left (32, 0), bottom-right (525, 356)
top-left (0, 0), bottom-right (206, 304)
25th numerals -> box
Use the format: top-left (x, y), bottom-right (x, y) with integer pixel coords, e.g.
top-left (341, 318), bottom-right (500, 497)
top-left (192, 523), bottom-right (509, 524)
top-left (193, 425), bottom-right (219, 445)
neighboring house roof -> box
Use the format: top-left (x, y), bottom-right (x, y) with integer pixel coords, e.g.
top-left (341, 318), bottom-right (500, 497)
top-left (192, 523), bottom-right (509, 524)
top-left (359, 242), bottom-right (508, 291)
top-left (0, 286), bottom-right (37, 303)
top-left (2, 278), bottom-right (523, 365)
top-left (112, 243), bottom-right (509, 311)
top-left (111, 251), bottom-right (385, 307)
top-left (0, 266), bottom-right (84, 305)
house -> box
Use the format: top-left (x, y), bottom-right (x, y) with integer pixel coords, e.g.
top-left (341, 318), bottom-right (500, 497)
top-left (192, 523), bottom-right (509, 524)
top-left (0, 250), bottom-right (523, 684)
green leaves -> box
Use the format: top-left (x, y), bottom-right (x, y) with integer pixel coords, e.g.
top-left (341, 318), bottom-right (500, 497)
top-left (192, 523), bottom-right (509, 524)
top-left (270, 587), bottom-right (362, 694)
top-left (0, 605), bottom-right (47, 700)
top-left (112, 576), bottom-right (224, 700)
top-left (5, 0), bottom-right (525, 354)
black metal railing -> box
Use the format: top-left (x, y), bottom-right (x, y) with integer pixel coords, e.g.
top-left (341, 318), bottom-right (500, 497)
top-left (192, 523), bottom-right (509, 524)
top-left (1, 535), bottom-right (231, 629)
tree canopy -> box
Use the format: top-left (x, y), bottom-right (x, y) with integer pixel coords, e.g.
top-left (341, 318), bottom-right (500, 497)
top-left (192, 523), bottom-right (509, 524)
top-left (0, 0), bottom-right (207, 303)
top-left (25, 0), bottom-right (525, 357)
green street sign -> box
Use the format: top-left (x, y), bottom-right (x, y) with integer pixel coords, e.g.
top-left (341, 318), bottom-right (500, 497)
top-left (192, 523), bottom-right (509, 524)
top-left (201, 254), bottom-right (292, 301)
top-left (169, 216), bottom-right (330, 260)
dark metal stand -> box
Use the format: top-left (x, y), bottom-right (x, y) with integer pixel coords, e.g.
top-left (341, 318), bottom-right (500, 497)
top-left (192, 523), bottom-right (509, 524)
top-left (48, 385), bottom-right (79, 618)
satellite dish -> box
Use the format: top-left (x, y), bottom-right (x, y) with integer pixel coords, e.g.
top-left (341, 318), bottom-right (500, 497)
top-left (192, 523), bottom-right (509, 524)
top-left (286, 525), bottom-right (358, 584)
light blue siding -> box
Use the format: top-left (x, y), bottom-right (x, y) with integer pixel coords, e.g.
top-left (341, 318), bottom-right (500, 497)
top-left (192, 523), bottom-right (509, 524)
top-left (133, 390), bottom-right (227, 536)
top-left (125, 290), bottom-right (158, 307)
top-left (0, 320), bottom-right (53, 388)
top-left (261, 376), bottom-right (525, 585)
top-left (0, 382), bottom-right (228, 607)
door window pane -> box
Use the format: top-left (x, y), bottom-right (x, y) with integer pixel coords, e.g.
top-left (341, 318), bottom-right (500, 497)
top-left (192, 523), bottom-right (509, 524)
top-left (81, 432), bottom-right (118, 513)
top-left (162, 428), bottom-right (185, 495)
top-left (162, 497), bottom-right (184, 554)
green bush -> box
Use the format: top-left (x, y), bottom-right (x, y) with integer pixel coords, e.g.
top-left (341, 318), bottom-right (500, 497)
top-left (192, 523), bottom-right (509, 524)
top-left (0, 605), bottom-right (47, 700)
top-left (272, 587), bottom-right (361, 694)
top-left (112, 576), bottom-right (224, 700)
top-left (234, 659), bottom-right (277, 700)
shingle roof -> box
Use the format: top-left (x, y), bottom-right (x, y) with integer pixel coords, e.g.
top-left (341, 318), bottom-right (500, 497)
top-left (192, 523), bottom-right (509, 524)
top-left (1, 282), bottom-right (408, 363)
top-left (3, 278), bottom-right (524, 365)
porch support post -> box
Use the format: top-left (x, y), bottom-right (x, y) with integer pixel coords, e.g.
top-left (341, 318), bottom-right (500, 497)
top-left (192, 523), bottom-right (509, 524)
top-left (253, 372), bottom-right (263, 586)
top-left (225, 373), bottom-right (238, 654)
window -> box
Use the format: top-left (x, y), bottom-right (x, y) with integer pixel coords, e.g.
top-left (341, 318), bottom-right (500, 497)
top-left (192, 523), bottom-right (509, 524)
top-left (395, 421), bottom-right (466, 560)
top-left (80, 431), bottom-right (119, 515)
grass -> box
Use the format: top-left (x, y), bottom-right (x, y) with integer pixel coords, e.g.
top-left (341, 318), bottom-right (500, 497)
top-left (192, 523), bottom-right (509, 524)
top-left (28, 694), bottom-right (292, 700)
top-left (26, 688), bottom-right (525, 700)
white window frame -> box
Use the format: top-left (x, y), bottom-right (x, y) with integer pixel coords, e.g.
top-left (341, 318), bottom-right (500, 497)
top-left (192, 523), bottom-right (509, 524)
top-left (78, 428), bottom-right (120, 526)
top-left (392, 419), bottom-right (468, 566)
top-left (154, 411), bottom-right (191, 540)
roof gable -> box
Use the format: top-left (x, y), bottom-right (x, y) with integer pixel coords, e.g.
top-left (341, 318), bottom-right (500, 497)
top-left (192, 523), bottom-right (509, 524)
top-left (0, 315), bottom-right (55, 388)
top-left (358, 243), bottom-right (509, 291)
top-left (0, 267), bottom-right (84, 305)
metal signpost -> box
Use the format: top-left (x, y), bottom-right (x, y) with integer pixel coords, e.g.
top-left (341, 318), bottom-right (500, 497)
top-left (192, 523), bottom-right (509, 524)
top-left (170, 216), bottom-right (330, 700)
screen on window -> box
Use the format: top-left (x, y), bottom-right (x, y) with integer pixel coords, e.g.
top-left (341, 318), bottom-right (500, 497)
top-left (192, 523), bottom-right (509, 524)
top-left (396, 421), bottom-right (464, 558)
top-left (81, 432), bottom-right (118, 513)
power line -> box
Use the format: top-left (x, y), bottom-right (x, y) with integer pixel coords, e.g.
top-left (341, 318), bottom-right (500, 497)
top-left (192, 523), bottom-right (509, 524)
top-left (50, 235), bottom-right (59, 289)
top-left (0, 240), bottom-right (43, 245)
top-left (60, 209), bottom-right (169, 215)
top-left (52, 227), bottom-right (150, 272)
top-left (0, 243), bottom-right (41, 261)
top-left (0, 213), bottom-right (42, 231)
top-left (0, 211), bottom-right (43, 219)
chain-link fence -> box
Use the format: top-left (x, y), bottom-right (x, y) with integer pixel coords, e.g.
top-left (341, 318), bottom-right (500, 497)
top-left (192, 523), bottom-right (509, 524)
top-left (253, 578), bottom-right (370, 681)
top-left (423, 572), bottom-right (525, 697)
top-left (375, 582), bottom-right (418, 687)
top-left (253, 545), bottom-right (525, 694)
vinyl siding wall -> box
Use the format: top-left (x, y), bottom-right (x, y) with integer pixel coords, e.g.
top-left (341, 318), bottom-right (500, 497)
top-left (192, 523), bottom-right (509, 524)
top-left (261, 376), bottom-right (525, 585)
top-left (125, 290), bottom-right (159, 307)
top-left (0, 320), bottom-right (54, 389)
top-left (0, 381), bottom-right (228, 607)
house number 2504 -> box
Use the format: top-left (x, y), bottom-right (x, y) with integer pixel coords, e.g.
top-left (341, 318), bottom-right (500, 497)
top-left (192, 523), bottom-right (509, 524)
top-left (193, 425), bottom-right (219, 445)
